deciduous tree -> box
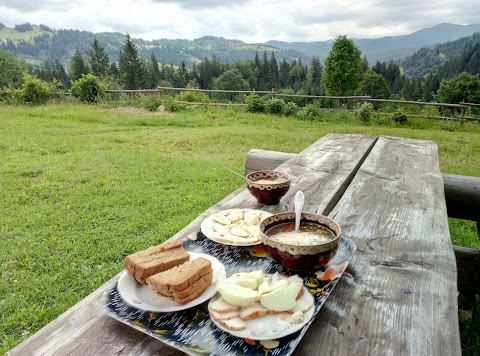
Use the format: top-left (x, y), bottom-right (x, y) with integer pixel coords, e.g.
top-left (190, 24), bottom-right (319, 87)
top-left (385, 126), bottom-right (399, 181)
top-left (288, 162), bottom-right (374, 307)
top-left (0, 49), bottom-right (27, 88)
top-left (436, 72), bottom-right (480, 103)
top-left (355, 70), bottom-right (391, 99)
top-left (322, 35), bottom-right (362, 96)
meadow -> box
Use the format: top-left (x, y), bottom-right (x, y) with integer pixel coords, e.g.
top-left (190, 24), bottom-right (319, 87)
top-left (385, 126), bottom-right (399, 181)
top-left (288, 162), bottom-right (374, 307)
top-left (1, 103), bottom-right (479, 353)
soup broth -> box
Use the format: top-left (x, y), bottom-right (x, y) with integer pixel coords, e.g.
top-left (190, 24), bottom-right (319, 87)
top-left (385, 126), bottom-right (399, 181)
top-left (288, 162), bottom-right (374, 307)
top-left (266, 222), bottom-right (335, 245)
top-left (253, 177), bottom-right (289, 184)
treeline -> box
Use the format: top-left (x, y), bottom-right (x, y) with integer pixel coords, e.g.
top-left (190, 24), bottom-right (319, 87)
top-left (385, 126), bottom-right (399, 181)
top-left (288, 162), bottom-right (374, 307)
top-left (2, 32), bottom-right (480, 107)
top-left (0, 25), bottom-right (307, 68)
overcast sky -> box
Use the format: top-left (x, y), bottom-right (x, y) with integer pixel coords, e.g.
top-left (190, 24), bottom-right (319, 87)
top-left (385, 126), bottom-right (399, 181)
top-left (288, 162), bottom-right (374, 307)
top-left (1, 0), bottom-right (480, 43)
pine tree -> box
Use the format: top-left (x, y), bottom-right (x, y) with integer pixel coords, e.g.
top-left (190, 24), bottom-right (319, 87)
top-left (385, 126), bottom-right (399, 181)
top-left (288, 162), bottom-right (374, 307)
top-left (118, 34), bottom-right (144, 89)
top-left (88, 39), bottom-right (110, 78)
top-left (69, 48), bottom-right (89, 81)
top-left (307, 56), bottom-right (322, 95)
top-left (177, 61), bottom-right (189, 88)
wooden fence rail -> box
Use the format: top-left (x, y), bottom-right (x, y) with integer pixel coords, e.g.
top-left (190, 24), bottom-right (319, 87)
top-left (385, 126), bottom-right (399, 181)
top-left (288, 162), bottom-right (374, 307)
top-left (102, 86), bottom-right (479, 121)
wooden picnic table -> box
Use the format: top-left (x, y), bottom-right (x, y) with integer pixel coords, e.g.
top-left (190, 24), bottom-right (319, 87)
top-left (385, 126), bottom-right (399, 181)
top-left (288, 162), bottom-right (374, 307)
top-left (7, 133), bottom-right (461, 355)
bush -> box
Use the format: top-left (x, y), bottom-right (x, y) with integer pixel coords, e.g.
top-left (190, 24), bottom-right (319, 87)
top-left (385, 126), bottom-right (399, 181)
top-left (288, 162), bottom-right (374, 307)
top-left (245, 93), bottom-right (265, 113)
top-left (354, 102), bottom-right (374, 124)
top-left (421, 105), bottom-right (439, 119)
top-left (163, 95), bottom-right (184, 112)
top-left (372, 115), bottom-right (393, 126)
top-left (264, 98), bottom-right (286, 115)
top-left (177, 91), bottom-right (211, 103)
top-left (392, 110), bottom-right (408, 124)
top-left (70, 74), bottom-right (107, 103)
top-left (284, 101), bottom-right (297, 116)
top-left (298, 104), bottom-right (321, 120)
top-left (21, 74), bottom-right (54, 105)
top-left (139, 95), bottom-right (162, 111)
top-left (0, 87), bottom-right (22, 105)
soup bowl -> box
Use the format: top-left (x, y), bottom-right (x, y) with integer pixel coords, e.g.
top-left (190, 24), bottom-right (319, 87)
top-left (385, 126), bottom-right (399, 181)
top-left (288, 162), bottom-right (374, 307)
top-left (245, 170), bottom-right (291, 205)
top-left (259, 212), bottom-right (341, 270)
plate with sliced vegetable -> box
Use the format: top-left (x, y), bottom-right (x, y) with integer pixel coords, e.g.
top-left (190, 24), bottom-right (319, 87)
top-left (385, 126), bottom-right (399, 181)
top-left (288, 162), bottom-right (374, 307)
top-left (208, 271), bottom-right (315, 340)
top-left (200, 209), bottom-right (271, 246)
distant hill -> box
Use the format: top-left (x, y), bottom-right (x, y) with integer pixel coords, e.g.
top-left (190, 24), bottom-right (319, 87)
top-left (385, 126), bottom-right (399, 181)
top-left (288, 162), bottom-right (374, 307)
top-left (263, 23), bottom-right (480, 63)
top-left (0, 25), bottom-right (309, 67)
top-left (1, 22), bottom-right (480, 70)
top-left (399, 32), bottom-right (480, 76)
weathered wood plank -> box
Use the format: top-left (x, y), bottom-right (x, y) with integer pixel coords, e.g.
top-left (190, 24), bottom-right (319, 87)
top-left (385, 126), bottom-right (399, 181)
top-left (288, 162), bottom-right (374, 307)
top-left (7, 134), bottom-right (377, 356)
top-left (244, 149), bottom-right (296, 175)
top-left (322, 136), bottom-right (461, 355)
top-left (454, 246), bottom-right (480, 294)
top-left (443, 173), bottom-right (480, 222)
top-left (246, 149), bottom-right (480, 223)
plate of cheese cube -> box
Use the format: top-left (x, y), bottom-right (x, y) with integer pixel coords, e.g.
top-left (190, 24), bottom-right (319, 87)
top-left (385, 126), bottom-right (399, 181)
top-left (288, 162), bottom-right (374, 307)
top-left (200, 209), bottom-right (271, 246)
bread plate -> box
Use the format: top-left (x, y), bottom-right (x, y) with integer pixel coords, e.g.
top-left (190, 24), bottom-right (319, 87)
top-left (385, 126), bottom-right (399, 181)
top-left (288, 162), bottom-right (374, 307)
top-left (117, 252), bottom-right (226, 312)
top-left (201, 208), bottom-right (272, 246)
top-left (208, 276), bottom-right (315, 340)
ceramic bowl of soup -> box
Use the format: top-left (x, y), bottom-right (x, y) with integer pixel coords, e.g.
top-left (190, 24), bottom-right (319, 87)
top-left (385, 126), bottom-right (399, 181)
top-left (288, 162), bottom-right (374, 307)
top-left (245, 170), bottom-right (291, 205)
top-left (259, 212), bottom-right (341, 270)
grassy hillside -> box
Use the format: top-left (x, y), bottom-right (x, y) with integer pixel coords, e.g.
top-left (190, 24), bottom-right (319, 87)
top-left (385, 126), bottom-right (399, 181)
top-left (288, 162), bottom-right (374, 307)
top-left (0, 103), bottom-right (479, 353)
top-left (0, 25), bottom-right (309, 68)
top-left (0, 25), bottom-right (47, 43)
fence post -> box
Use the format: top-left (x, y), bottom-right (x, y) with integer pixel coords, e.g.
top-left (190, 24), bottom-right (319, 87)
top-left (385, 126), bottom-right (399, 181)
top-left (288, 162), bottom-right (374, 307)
top-left (460, 102), bottom-right (466, 121)
top-left (270, 88), bottom-right (276, 100)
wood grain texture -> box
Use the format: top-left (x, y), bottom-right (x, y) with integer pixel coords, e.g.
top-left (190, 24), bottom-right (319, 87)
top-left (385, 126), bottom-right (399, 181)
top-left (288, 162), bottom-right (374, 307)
top-left (8, 134), bottom-right (460, 356)
top-left (321, 136), bottom-right (461, 355)
top-left (454, 246), bottom-right (480, 294)
top-left (443, 173), bottom-right (480, 221)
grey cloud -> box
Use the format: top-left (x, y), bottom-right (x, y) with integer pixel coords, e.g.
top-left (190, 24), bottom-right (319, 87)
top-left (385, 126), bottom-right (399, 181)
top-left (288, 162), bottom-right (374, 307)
top-left (0, 0), bottom-right (72, 13)
top-left (150, 0), bottom-right (251, 9)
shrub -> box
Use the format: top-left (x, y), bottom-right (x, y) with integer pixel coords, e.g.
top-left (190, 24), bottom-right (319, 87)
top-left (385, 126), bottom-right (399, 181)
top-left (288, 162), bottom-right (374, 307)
top-left (421, 105), bottom-right (439, 119)
top-left (163, 95), bottom-right (184, 112)
top-left (298, 104), bottom-right (321, 120)
top-left (354, 102), bottom-right (374, 124)
top-left (139, 95), bottom-right (162, 111)
top-left (70, 74), bottom-right (107, 103)
top-left (0, 87), bottom-right (23, 105)
top-left (392, 110), bottom-right (408, 124)
top-left (177, 91), bottom-right (211, 103)
top-left (264, 98), bottom-right (286, 115)
top-left (21, 74), bottom-right (54, 105)
top-left (284, 101), bottom-right (297, 116)
top-left (373, 115), bottom-right (393, 126)
top-left (245, 93), bottom-right (265, 113)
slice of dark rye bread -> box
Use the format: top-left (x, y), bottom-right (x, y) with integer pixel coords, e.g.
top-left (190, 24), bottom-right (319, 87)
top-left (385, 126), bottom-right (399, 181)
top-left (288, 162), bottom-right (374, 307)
top-left (124, 239), bottom-right (190, 284)
top-left (150, 270), bottom-right (214, 304)
top-left (146, 257), bottom-right (213, 302)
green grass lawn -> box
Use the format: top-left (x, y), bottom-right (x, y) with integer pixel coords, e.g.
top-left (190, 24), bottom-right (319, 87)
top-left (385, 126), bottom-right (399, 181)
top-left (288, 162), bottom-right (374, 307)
top-left (1, 103), bottom-right (479, 353)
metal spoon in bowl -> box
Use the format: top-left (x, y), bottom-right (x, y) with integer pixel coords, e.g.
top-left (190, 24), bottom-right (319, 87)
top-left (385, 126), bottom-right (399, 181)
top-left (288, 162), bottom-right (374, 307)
top-left (294, 190), bottom-right (304, 232)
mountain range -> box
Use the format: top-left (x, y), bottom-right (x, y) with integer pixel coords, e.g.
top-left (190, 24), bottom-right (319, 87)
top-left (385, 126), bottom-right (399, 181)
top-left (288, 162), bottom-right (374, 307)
top-left (1, 22), bottom-right (480, 70)
top-left (266, 23), bottom-right (480, 63)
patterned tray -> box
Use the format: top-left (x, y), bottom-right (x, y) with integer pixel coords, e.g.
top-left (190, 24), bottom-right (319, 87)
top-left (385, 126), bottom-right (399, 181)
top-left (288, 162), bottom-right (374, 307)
top-left (103, 232), bottom-right (356, 356)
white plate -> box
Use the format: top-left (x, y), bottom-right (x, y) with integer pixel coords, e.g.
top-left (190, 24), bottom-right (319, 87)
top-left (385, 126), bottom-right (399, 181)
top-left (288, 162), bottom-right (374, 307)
top-left (201, 208), bottom-right (271, 246)
top-left (208, 277), bottom-right (315, 340)
top-left (117, 252), bottom-right (226, 312)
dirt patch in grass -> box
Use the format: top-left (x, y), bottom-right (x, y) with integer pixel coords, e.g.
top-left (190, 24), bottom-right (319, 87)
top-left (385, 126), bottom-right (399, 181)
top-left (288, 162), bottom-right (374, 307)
top-left (109, 107), bottom-right (171, 116)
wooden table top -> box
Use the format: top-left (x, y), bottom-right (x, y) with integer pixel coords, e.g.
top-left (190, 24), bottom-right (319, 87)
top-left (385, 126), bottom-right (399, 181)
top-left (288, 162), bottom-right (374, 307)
top-left (7, 134), bottom-right (461, 356)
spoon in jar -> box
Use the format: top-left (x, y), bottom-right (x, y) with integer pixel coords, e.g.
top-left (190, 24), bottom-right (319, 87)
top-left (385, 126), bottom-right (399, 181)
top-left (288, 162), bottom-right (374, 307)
top-left (294, 190), bottom-right (304, 232)
top-left (224, 167), bottom-right (246, 179)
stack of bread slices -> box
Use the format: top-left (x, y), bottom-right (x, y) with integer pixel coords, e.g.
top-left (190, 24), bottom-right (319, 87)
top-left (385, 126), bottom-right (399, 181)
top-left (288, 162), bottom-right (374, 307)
top-left (124, 239), bottom-right (213, 304)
